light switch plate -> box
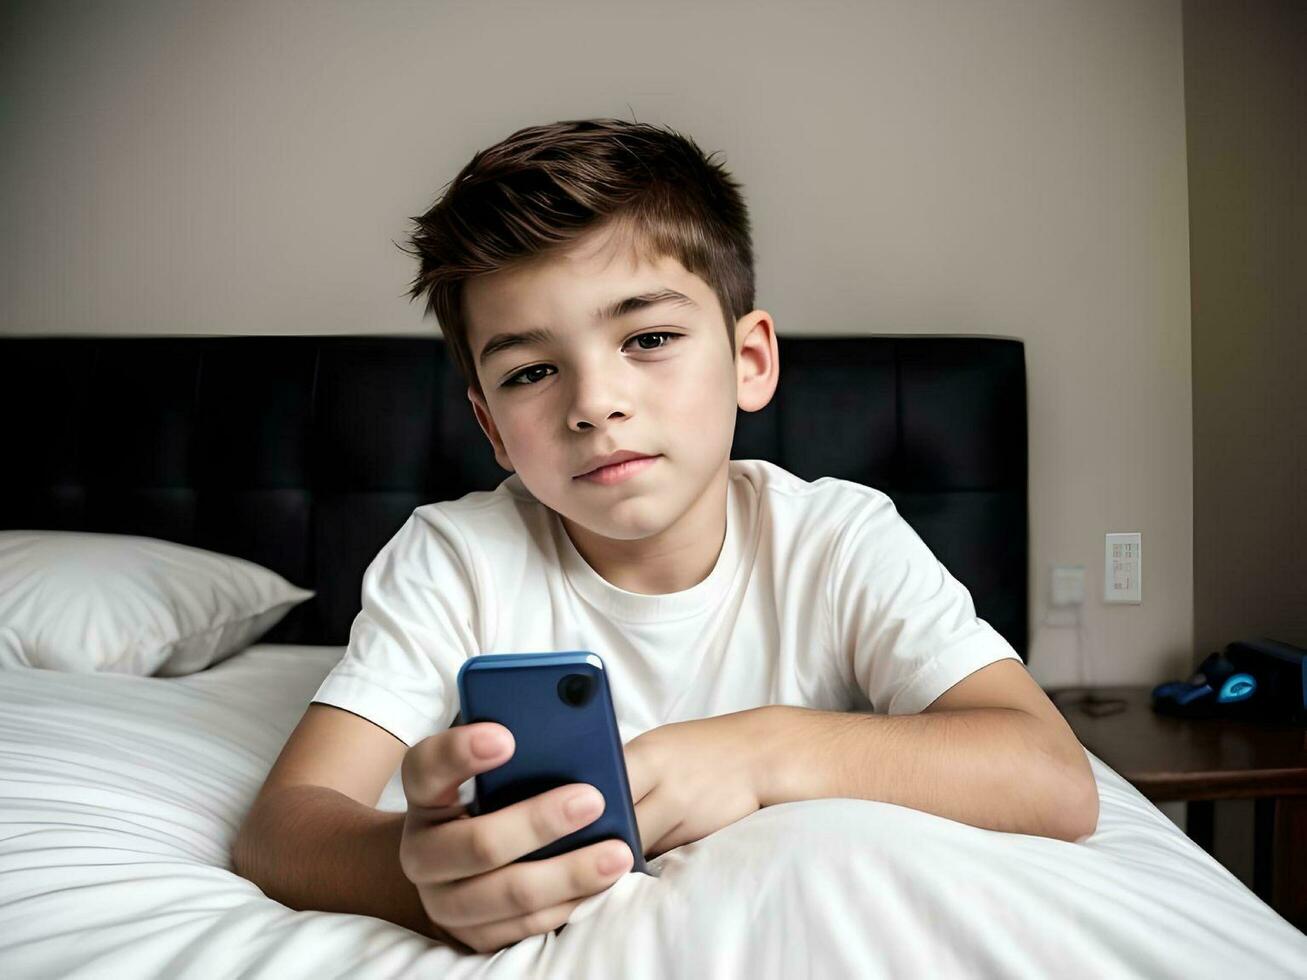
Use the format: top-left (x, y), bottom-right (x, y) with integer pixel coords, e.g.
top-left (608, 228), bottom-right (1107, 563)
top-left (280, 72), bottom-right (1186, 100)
top-left (1105, 532), bottom-right (1142, 603)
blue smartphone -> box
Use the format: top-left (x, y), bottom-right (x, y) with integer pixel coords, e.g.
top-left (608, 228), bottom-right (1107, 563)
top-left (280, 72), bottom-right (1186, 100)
top-left (455, 651), bottom-right (650, 876)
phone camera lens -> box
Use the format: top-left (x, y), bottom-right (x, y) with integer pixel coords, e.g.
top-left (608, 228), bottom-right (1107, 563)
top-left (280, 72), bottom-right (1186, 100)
top-left (557, 673), bottom-right (595, 707)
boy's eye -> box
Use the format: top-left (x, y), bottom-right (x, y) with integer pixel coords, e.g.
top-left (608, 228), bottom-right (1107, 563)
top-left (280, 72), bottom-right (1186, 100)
top-left (628, 330), bottom-right (679, 352)
top-left (500, 331), bottom-right (682, 387)
top-left (503, 364), bottom-right (554, 388)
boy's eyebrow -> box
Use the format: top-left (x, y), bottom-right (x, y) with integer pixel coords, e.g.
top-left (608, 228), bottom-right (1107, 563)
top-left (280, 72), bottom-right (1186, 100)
top-left (477, 288), bottom-right (699, 367)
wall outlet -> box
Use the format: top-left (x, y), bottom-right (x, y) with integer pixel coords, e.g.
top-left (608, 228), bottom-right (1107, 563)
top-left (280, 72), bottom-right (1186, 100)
top-left (1051, 565), bottom-right (1086, 607)
top-left (1105, 532), bottom-right (1142, 603)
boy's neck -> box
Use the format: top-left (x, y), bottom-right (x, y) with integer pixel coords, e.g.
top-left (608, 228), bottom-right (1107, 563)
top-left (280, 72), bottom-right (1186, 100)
top-left (559, 460), bottom-right (730, 596)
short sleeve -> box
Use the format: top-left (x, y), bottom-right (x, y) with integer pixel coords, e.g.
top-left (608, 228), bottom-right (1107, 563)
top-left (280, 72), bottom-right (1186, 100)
top-left (829, 493), bottom-right (1022, 716)
top-left (311, 507), bottom-right (482, 747)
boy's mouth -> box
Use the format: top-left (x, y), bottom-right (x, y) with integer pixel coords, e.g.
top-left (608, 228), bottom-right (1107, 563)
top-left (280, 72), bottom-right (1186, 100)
top-left (573, 449), bottom-right (659, 479)
top-left (574, 455), bottom-right (662, 486)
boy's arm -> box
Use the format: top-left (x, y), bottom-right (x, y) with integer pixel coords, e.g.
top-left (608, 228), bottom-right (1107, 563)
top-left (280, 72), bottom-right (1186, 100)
top-left (232, 704), bottom-right (450, 943)
top-left (235, 782), bottom-right (444, 940)
top-left (756, 659), bottom-right (1099, 842)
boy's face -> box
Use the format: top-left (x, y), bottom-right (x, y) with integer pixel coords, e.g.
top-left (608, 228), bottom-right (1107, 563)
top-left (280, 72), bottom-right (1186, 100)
top-left (463, 223), bottom-right (774, 546)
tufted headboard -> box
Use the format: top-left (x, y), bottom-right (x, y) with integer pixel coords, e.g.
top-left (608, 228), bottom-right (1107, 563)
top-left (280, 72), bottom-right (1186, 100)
top-left (0, 335), bottom-right (1029, 660)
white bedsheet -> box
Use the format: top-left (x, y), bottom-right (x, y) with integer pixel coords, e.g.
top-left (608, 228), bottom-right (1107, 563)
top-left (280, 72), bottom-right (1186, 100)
top-left (1, 644), bottom-right (1303, 979)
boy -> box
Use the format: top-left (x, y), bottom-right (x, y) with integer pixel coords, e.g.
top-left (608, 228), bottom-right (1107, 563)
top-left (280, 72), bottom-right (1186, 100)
top-left (233, 118), bottom-right (1098, 956)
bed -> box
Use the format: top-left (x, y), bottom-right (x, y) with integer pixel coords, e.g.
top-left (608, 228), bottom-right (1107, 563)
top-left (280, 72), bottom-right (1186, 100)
top-left (2, 335), bottom-right (1303, 978)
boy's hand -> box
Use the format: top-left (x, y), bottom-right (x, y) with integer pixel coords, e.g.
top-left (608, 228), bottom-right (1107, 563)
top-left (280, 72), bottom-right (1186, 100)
top-left (398, 723), bottom-right (634, 955)
top-left (622, 707), bottom-right (777, 860)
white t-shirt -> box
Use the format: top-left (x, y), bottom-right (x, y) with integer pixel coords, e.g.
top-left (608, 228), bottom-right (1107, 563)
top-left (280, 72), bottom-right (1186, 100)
top-left (311, 459), bottom-right (1021, 748)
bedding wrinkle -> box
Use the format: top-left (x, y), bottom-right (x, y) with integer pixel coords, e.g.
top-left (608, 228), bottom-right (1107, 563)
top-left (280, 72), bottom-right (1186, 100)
top-left (2, 645), bottom-right (1305, 978)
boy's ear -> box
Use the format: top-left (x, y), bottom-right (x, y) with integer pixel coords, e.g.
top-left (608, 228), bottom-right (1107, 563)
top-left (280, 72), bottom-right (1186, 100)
top-left (466, 387), bottom-right (515, 473)
top-left (735, 310), bottom-right (780, 414)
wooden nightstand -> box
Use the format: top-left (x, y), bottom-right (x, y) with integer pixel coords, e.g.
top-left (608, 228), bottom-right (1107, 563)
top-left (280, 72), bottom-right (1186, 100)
top-left (1049, 685), bottom-right (1307, 932)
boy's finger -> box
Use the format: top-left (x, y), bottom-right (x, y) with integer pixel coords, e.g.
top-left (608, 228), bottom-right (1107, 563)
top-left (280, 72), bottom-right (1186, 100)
top-left (401, 723), bottom-right (514, 810)
top-left (415, 782), bottom-right (605, 883)
top-left (425, 837), bottom-right (632, 928)
top-left (460, 895), bottom-right (586, 954)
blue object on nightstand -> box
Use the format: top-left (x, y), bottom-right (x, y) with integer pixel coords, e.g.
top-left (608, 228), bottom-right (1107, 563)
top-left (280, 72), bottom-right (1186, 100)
top-left (1216, 673), bottom-right (1256, 703)
top-left (1152, 639), bottom-right (1306, 723)
top-left (1152, 680), bottom-right (1217, 716)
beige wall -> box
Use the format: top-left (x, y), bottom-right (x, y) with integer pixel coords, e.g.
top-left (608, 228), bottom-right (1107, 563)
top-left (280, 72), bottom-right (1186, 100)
top-left (0, 0), bottom-right (1196, 689)
top-left (1186, 0), bottom-right (1306, 660)
top-left (1181, 0), bottom-right (1306, 891)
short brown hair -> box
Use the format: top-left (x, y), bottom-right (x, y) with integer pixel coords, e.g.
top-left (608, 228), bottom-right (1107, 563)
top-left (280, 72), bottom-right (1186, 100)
top-left (400, 117), bottom-right (755, 398)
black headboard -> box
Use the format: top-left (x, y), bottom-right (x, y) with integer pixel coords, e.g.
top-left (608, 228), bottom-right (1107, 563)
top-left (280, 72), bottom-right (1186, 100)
top-left (0, 335), bottom-right (1029, 660)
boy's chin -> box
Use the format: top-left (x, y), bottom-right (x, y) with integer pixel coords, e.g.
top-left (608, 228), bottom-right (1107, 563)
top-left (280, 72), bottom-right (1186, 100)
top-left (558, 502), bottom-right (673, 543)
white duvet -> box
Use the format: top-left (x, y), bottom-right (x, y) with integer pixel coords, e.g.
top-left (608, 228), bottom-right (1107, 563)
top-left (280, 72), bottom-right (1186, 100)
top-left (1, 644), bottom-right (1303, 979)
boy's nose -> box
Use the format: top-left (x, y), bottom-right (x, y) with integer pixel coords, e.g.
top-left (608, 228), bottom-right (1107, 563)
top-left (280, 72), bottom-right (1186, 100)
top-left (569, 402), bottom-right (630, 432)
top-left (573, 415), bottom-right (627, 434)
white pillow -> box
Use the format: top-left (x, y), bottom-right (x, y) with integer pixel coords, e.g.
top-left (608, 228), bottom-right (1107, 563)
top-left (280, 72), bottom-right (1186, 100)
top-left (0, 626), bottom-right (26, 669)
top-left (0, 530), bottom-right (315, 676)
